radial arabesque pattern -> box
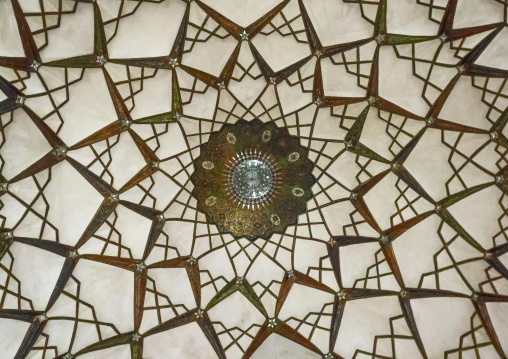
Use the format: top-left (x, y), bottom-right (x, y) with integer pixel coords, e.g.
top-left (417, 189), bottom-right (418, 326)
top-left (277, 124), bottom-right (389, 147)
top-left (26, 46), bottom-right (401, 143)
top-left (191, 119), bottom-right (315, 240)
top-left (0, 0), bottom-right (508, 358)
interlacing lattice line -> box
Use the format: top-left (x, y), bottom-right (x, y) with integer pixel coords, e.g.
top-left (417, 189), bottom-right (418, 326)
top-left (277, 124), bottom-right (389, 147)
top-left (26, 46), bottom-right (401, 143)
top-left (87, 135), bottom-right (120, 185)
top-left (23, 2), bottom-right (79, 51)
top-left (472, 76), bottom-right (508, 124)
top-left (0, 0), bottom-right (507, 358)
top-left (391, 178), bottom-right (424, 226)
top-left (329, 45), bottom-right (374, 90)
top-left (0, 252), bottom-right (33, 310)
top-left (260, 9), bottom-right (308, 43)
top-left (481, 264), bottom-right (508, 295)
top-left (445, 312), bottom-right (494, 358)
top-left (357, 315), bottom-right (416, 359)
top-left (420, 228), bottom-right (479, 293)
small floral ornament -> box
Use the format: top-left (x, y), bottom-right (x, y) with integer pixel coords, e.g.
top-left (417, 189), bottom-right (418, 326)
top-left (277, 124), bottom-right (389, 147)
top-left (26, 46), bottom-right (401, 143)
top-left (191, 119), bottom-right (315, 240)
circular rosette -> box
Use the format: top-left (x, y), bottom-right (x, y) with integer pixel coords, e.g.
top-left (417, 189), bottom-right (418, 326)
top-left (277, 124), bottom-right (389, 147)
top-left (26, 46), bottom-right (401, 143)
top-left (191, 119), bottom-right (315, 240)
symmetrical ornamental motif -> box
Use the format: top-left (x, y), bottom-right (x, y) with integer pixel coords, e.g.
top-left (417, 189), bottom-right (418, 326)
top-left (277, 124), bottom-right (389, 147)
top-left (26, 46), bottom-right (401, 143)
top-left (192, 119), bottom-right (315, 240)
top-left (0, 0), bottom-right (507, 359)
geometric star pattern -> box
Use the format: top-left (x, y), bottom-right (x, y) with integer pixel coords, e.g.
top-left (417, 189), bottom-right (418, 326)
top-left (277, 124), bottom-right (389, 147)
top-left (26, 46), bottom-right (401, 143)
top-left (0, 0), bottom-right (507, 358)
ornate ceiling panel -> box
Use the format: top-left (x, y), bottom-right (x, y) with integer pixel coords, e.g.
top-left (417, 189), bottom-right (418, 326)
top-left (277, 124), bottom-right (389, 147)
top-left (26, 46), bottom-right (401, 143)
top-left (0, 0), bottom-right (508, 358)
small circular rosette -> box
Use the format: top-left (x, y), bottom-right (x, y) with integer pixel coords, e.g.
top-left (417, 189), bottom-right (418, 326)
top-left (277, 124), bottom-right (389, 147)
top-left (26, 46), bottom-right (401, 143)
top-left (191, 119), bottom-right (315, 240)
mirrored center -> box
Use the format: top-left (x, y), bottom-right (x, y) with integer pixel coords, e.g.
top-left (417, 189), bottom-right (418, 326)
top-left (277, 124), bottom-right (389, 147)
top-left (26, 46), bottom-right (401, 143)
top-left (232, 159), bottom-right (273, 199)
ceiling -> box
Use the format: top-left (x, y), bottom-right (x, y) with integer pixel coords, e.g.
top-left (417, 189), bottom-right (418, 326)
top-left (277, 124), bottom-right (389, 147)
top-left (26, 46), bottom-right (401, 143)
top-left (0, 0), bottom-right (508, 358)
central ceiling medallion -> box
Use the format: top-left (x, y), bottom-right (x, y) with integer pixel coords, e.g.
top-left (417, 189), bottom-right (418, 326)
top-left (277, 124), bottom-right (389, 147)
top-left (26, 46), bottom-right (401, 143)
top-left (191, 119), bottom-right (315, 240)
top-left (227, 151), bottom-right (280, 206)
